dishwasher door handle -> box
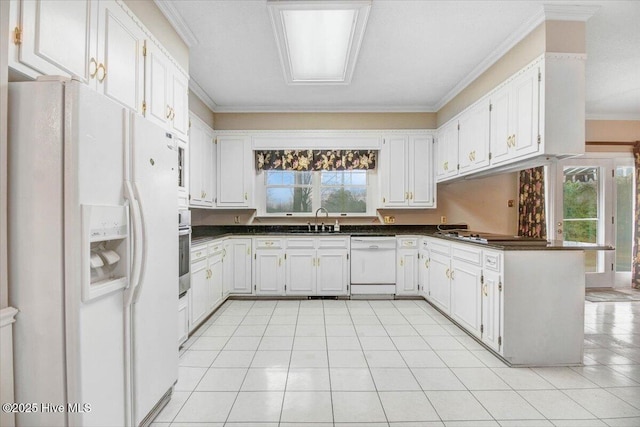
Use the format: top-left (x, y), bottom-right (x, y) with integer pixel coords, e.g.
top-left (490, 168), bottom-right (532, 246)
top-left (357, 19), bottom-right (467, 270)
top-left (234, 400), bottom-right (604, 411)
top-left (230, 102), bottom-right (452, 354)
top-left (369, 245), bottom-right (379, 249)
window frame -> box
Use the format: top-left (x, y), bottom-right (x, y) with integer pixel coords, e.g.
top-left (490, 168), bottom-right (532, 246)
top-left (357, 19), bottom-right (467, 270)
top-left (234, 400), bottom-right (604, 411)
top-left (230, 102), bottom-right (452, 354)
top-left (256, 169), bottom-right (378, 217)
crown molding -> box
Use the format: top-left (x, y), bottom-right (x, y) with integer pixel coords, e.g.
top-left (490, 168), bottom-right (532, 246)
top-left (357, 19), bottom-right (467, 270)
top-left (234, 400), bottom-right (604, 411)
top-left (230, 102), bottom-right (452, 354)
top-left (154, 0), bottom-right (199, 47)
top-left (542, 4), bottom-right (601, 21)
top-left (210, 104), bottom-right (437, 113)
top-left (433, 8), bottom-right (546, 111)
top-left (434, 4), bottom-right (600, 112)
top-left (189, 79), bottom-right (218, 113)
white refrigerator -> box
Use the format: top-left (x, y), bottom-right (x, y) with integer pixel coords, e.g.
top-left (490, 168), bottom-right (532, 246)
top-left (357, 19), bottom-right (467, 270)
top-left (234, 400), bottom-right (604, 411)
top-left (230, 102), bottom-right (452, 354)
top-left (8, 79), bottom-right (178, 426)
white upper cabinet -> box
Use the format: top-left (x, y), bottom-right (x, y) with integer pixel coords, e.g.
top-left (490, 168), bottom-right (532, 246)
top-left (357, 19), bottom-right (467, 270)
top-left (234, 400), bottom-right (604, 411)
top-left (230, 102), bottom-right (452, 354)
top-left (217, 135), bottom-right (253, 208)
top-left (458, 99), bottom-right (491, 174)
top-left (381, 134), bottom-right (434, 208)
top-left (94, 0), bottom-right (145, 113)
top-left (9, 0), bottom-right (96, 82)
top-left (490, 65), bottom-right (540, 165)
top-left (144, 41), bottom-right (189, 139)
top-left (435, 121), bottom-right (459, 181)
top-left (189, 114), bottom-right (215, 207)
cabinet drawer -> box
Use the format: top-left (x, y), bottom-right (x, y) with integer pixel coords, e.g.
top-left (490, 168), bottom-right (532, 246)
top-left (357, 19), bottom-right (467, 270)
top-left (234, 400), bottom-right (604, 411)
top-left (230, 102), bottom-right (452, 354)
top-left (208, 241), bottom-right (225, 255)
top-left (451, 243), bottom-right (482, 266)
top-left (191, 245), bottom-right (207, 261)
top-left (255, 238), bottom-right (284, 249)
top-left (427, 238), bottom-right (451, 256)
top-left (191, 257), bottom-right (207, 271)
top-left (286, 238), bottom-right (315, 249)
top-left (483, 251), bottom-right (502, 272)
top-left (397, 237), bottom-right (418, 248)
top-left (317, 237), bottom-right (349, 249)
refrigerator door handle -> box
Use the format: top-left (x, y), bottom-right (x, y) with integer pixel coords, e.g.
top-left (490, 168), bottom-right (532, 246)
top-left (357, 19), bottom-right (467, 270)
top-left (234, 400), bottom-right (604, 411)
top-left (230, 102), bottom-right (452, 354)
top-left (131, 181), bottom-right (148, 304)
top-left (124, 181), bottom-right (143, 307)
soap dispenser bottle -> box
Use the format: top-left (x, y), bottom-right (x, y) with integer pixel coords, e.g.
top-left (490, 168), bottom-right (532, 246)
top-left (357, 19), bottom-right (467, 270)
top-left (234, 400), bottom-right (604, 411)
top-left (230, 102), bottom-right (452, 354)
top-left (334, 219), bottom-right (340, 232)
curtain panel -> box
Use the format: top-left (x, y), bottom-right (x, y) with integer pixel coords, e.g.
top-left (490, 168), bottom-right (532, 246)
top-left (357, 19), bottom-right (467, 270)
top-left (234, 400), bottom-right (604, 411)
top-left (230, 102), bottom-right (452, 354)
top-left (256, 150), bottom-right (377, 171)
top-left (633, 142), bottom-right (640, 289)
top-left (518, 166), bottom-right (547, 239)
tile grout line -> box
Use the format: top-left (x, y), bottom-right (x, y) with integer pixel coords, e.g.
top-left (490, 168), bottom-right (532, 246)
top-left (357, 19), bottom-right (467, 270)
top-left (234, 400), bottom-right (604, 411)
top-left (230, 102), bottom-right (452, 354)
top-left (322, 299), bottom-right (336, 426)
top-left (277, 299), bottom-right (301, 426)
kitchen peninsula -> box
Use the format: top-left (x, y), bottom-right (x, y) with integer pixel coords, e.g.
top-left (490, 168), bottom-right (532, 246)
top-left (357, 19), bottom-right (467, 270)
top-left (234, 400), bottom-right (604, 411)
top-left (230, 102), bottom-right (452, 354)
top-left (187, 224), bottom-right (609, 367)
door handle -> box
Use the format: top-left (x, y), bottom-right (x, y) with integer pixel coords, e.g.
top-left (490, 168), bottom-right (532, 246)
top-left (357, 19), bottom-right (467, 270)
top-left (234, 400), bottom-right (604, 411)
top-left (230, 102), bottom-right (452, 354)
top-left (96, 63), bottom-right (106, 83)
top-left (89, 57), bottom-right (98, 78)
top-left (483, 284), bottom-right (488, 297)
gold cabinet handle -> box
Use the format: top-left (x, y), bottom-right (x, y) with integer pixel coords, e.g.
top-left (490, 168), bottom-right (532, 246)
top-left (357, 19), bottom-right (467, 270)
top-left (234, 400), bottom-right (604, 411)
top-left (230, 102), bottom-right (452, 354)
top-left (244, 192), bottom-right (248, 200)
top-left (446, 268), bottom-right (450, 279)
top-left (410, 192), bottom-right (413, 200)
top-left (171, 108), bottom-right (176, 120)
top-left (511, 134), bottom-right (516, 147)
top-left (483, 283), bottom-right (488, 297)
top-left (278, 258), bottom-right (282, 266)
top-left (166, 105), bottom-right (172, 119)
top-left (96, 63), bottom-right (106, 82)
top-left (247, 247), bottom-right (251, 255)
top-left (443, 161), bottom-right (448, 171)
top-left (450, 270), bottom-right (455, 280)
top-left (317, 257), bottom-right (319, 266)
top-left (89, 58), bottom-right (98, 78)
top-left (425, 259), bottom-right (429, 269)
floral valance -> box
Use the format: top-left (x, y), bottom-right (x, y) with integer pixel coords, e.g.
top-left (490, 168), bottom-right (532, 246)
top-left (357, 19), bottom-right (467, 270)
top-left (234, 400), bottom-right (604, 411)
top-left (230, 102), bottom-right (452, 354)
top-left (255, 150), bottom-right (377, 171)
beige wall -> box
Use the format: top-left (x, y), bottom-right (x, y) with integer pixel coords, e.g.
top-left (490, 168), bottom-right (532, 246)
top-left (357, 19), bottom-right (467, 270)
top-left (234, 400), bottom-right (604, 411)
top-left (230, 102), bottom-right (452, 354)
top-left (437, 20), bottom-right (587, 126)
top-left (192, 172), bottom-right (519, 235)
top-left (123, 0), bottom-right (189, 72)
top-left (213, 112), bottom-right (437, 130)
top-left (189, 91), bottom-right (215, 129)
top-left (586, 120), bottom-right (640, 142)
top-left (437, 23), bottom-right (546, 126)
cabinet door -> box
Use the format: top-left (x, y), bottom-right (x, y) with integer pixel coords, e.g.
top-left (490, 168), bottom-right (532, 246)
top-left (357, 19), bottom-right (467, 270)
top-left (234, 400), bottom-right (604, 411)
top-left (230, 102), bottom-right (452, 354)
top-left (317, 249), bottom-right (349, 296)
top-left (254, 250), bottom-right (284, 295)
top-left (96, 0), bottom-right (145, 112)
top-left (189, 258), bottom-right (209, 329)
top-left (489, 84), bottom-right (511, 165)
top-left (209, 252), bottom-right (224, 310)
top-left (217, 135), bottom-right (251, 207)
top-left (458, 100), bottom-right (490, 174)
top-left (436, 122), bottom-right (458, 181)
top-left (202, 126), bottom-right (216, 206)
top-left (188, 117), bottom-right (204, 205)
top-left (450, 259), bottom-right (482, 337)
top-left (143, 42), bottom-right (170, 129)
top-left (18, 0), bottom-right (96, 82)
top-left (482, 269), bottom-right (502, 352)
top-left (178, 294), bottom-right (188, 346)
top-left (396, 249), bottom-right (419, 295)
top-left (511, 66), bottom-right (540, 160)
top-left (170, 68), bottom-right (189, 139)
top-left (409, 135), bottom-right (434, 207)
top-left (382, 136), bottom-right (409, 206)
top-left (428, 251), bottom-right (451, 313)
top-left (222, 242), bottom-right (233, 297)
top-left (285, 250), bottom-right (316, 295)
top-left (229, 239), bottom-right (253, 294)
top-left (418, 249), bottom-right (430, 298)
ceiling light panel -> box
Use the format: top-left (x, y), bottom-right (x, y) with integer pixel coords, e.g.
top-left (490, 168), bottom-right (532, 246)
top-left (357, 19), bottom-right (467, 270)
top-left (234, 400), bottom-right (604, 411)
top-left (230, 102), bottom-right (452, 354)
top-left (268, 0), bottom-right (371, 85)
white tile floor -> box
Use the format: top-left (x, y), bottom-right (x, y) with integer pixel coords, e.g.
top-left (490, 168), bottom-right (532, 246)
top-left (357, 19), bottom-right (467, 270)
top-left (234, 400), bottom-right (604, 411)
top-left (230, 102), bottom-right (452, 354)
top-left (153, 297), bottom-right (640, 427)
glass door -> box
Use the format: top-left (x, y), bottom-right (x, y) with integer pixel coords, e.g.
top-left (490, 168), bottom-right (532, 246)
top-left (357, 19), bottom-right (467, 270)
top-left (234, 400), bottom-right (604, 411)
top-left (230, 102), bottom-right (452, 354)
top-left (553, 155), bottom-right (635, 288)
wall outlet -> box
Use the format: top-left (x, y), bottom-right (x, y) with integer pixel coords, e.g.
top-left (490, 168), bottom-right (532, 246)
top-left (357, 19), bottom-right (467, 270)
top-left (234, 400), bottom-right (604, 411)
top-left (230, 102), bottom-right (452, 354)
top-left (508, 199), bottom-right (515, 207)
top-left (440, 216), bottom-right (447, 224)
top-left (383, 216), bottom-right (396, 224)
top-left (234, 216), bottom-right (240, 224)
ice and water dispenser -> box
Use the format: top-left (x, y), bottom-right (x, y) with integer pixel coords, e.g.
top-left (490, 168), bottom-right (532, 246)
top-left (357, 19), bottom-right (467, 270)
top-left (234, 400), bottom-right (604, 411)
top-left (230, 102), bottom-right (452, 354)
top-left (82, 205), bottom-right (129, 302)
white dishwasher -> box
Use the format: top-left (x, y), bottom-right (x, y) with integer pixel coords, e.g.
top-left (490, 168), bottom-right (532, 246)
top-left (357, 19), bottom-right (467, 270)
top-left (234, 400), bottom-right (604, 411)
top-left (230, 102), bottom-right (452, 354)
top-left (350, 236), bottom-right (397, 296)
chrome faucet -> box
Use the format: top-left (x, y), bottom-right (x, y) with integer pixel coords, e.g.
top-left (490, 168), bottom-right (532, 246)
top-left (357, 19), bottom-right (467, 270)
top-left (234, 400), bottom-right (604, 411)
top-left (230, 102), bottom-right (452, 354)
top-left (314, 207), bottom-right (329, 232)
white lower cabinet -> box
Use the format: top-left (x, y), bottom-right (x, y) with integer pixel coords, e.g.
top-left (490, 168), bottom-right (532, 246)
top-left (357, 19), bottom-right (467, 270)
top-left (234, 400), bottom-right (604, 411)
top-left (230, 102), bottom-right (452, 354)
top-left (225, 238), bottom-right (253, 295)
top-left (254, 238), bottom-right (285, 296)
top-left (418, 238), bottom-right (430, 298)
top-left (426, 238), bottom-right (452, 313)
top-left (189, 240), bottom-right (225, 330)
top-left (396, 237), bottom-right (419, 295)
top-left (450, 243), bottom-right (482, 338)
top-left (481, 250), bottom-right (503, 352)
top-left (284, 237), bottom-right (350, 296)
top-left (178, 293), bottom-right (189, 347)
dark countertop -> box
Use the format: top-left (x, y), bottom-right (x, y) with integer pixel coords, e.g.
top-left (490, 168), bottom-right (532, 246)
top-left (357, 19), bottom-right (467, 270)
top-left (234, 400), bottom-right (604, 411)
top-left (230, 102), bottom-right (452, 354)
top-left (191, 225), bottom-right (612, 251)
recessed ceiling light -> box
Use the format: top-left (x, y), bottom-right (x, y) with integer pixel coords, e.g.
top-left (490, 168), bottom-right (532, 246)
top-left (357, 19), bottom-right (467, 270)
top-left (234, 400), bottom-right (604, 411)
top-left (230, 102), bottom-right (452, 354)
top-left (267, 0), bottom-right (371, 85)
